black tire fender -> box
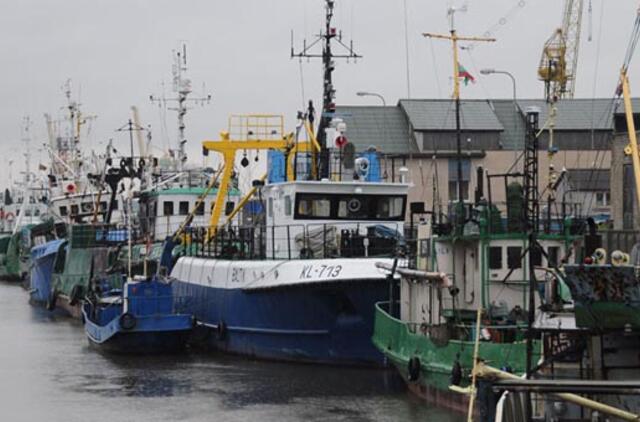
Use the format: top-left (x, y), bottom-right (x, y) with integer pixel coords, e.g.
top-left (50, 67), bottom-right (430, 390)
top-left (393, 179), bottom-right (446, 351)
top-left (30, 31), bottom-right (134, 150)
top-left (68, 285), bottom-right (83, 306)
top-left (119, 312), bottom-right (137, 330)
top-left (408, 356), bottom-right (421, 382)
top-left (46, 290), bottom-right (57, 312)
top-left (216, 321), bottom-right (227, 340)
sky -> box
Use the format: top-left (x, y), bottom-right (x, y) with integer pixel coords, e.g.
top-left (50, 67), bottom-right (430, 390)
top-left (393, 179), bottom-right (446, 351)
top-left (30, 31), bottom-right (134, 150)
top-left (1, 0), bottom-right (639, 185)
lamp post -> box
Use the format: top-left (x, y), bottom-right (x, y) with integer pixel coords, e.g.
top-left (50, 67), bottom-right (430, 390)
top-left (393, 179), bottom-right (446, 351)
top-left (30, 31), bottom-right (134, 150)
top-left (480, 68), bottom-right (519, 162)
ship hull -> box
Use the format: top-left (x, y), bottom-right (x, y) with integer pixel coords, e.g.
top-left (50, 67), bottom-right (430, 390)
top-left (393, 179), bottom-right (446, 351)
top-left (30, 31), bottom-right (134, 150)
top-left (171, 257), bottom-right (395, 366)
top-left (372, 302), bottom-right (536, 414)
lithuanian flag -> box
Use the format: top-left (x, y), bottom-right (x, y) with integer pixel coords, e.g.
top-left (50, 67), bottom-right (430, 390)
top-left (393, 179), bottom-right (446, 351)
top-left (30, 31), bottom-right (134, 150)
top-left (458, 63), bottom-right (475, 86)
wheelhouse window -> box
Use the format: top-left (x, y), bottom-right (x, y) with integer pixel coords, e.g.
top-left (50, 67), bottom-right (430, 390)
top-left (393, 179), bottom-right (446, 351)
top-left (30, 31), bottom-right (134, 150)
top-left (547, 246), bottom-right (560, 267)
top-left (488, 246), bottom-right (502, 270)
top-left (70, 204), bottom-right (79, 216)
top-left (195, 202), bottom-right (205, 216)
top-left (59, 206), bottom-right (68, 216)
top-left (294, 193), bottom-right (406, 221)
top-left (179, 201), bottom-right (189, 215)
top-left (507, 246), bottom-right (522, 269)
top-left (163, 201), bottom-right (174, 216)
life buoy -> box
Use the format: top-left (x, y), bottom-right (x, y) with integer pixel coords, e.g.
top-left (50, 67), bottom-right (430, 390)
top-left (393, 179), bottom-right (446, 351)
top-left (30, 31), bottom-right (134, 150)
top-left (408, 356), bottom-right (421, 382)
top-left (66, 183), bottom-right (76, 193)
top-left (119, 312), bottom-right (137, 330)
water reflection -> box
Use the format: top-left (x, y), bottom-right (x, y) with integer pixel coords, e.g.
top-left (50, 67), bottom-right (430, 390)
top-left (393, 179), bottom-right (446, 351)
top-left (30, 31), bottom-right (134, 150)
top-left (0, 283), bottom-right (463, 422)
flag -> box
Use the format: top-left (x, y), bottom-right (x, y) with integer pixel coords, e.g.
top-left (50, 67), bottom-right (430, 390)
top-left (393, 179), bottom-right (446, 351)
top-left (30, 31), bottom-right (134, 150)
top-left (458, 63), bottom-right (475, 86)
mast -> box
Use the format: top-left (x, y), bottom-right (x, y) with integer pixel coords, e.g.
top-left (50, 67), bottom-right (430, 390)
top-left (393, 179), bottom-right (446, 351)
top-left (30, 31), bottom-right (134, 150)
top-left (291, 0), bottom-right (361, 179)
top-left (150, 44), bottom-right (211, 172)
top-left (423, 7), bottom-right (494, 224)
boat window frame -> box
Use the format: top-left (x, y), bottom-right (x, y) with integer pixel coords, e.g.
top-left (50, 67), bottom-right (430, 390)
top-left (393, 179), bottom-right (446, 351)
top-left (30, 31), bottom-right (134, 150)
top-left (293, 192), bottom-right (406, 221)
top-left (488, 246), bottom-right (502, 270)
top-left (507, 246), bottom-right (522, 270)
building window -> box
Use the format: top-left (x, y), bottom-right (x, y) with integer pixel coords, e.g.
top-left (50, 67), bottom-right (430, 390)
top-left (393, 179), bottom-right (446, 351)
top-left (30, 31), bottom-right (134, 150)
top-left (595, 191), bottom-right (609, 207)
top-left (420, 239), bottom-right (431, 257)
top-left (507, 246), bottom-right (522, 269)
top-left (163, 201), bottom-right (174, 216)
top-left (448, 159), bottom-right (470, 201)
top-left (488, 246), bottom-right (502, 270)
top-left (179, 201), bottom-right (189, 215)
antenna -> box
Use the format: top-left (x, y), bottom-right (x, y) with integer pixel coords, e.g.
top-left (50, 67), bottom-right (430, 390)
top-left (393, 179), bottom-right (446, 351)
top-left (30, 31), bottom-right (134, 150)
top-left (291, 0), bottom-right (361, 179)
top-left (150, 43), bottom-right (212, 171)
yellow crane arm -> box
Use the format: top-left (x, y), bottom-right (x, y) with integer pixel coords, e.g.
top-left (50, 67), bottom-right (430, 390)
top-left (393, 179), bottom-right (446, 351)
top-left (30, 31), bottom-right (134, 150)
top-left (620, 71), bottom-right (640, 215)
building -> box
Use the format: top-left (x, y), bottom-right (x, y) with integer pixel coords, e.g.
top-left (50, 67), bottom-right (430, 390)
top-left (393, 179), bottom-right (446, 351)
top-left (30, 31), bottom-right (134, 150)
top-left (336, 98), bottom-right (640, 223)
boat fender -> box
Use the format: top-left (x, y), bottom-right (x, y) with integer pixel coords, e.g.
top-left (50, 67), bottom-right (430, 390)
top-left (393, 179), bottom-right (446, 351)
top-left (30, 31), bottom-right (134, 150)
top-left (408, 357), bottom-right (421, 382)
top-left (119, 312), bottom-right (137, 330)
top-left (68, 285), bottom-right (84, 306)
top-left (216, 321), bottom-right (227, 340)
top-left (46, 289), bottom-right (57, 312)
top-left (450, 360), bottom-right (463, 386)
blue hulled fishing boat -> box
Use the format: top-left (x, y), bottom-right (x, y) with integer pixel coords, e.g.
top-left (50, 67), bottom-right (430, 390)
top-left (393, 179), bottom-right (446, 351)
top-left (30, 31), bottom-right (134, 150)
top-left (82, 276), bottom-right (193, 354)
top-left (29, 238), bottom-right (65, 306)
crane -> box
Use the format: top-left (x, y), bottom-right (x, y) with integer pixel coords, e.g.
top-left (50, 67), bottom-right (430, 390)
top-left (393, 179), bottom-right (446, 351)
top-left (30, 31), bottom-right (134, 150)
top-left (538, 0), bottom-right (584, 102)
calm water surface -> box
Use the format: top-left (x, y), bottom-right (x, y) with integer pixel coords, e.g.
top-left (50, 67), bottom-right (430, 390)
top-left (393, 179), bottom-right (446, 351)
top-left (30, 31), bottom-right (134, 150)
top-left (0, 283), bottom-right (462, 422)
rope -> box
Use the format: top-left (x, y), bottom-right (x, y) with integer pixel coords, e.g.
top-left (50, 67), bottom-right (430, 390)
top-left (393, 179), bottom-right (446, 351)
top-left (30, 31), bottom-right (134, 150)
top-left (428, 38), bottom-right (443, 98)
top-left (622, 6), bottom-right (640, 72)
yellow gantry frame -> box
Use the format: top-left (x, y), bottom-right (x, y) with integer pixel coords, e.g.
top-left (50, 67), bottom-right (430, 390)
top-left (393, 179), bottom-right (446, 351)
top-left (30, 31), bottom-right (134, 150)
top-left (202, 116), bottom-right (320, 237)
top-left (620, 70), bottom-right (640, 216)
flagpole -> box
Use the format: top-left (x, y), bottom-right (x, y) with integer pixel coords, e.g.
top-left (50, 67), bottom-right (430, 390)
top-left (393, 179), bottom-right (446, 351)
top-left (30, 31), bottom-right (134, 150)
top-left (423, 29), bottom-right (494, 218)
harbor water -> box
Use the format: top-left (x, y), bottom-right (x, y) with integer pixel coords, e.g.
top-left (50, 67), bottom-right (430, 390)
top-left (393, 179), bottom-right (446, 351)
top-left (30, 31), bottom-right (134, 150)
top-left (0, 283), bottom-right (462, 422)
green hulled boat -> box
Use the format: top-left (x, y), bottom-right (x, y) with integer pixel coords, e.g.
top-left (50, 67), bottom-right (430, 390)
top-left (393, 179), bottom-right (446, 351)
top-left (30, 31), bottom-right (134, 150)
top-left (373, 106), bottom-right (579, 415)
top-left (0, 220), bottom-right (59, 283)
top-left (49, 224), bottom-right (124, 318)
top-left (372, 205), bottom-right (574, 413)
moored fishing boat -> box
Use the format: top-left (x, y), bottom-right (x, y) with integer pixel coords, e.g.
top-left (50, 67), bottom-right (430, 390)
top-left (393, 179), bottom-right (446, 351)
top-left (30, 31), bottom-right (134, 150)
top-left (29, 238), bottom-right (65, 306)
top-left (165, 112), bottom-right (407, 366)
top-left (82, 276), bottom-right (193, 354)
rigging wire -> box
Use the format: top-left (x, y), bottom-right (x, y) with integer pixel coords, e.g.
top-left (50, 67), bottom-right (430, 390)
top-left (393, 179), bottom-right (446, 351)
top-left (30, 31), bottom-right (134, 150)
top-left (403, 0), bottom-right (412, 98)
top-left (622, 6), bottom-right (640, 73)
top-left (428, 38), bottom-right (443, 98)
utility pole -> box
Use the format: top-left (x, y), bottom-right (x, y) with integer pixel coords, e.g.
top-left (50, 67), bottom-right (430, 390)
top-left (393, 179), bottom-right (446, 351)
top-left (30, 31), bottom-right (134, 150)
top-left (291, 0), bottom-right (361, 179)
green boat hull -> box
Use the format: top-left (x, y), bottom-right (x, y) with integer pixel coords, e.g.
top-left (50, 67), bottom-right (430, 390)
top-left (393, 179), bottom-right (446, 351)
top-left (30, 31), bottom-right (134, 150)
top-left (372, 302), bottom-right (539, 413)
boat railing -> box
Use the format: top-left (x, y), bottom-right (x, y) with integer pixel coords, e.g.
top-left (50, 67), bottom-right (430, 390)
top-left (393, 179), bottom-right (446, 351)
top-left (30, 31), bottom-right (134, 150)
top-left (179, 221), bottom-right (406, 260)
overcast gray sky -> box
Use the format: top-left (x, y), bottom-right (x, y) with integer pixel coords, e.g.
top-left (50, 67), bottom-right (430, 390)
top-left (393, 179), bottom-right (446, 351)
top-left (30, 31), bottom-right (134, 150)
top-left (1, 0), bottom-right (639, 183)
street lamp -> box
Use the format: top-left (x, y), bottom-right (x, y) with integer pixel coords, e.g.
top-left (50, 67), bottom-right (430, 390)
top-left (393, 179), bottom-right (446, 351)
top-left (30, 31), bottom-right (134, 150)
top-left (356, 91), bottom-right (387, 107)
top-left (480, 68), bottom-right (517, 104)
top-left (480, 68), bottom-right (519, 160)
